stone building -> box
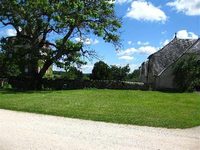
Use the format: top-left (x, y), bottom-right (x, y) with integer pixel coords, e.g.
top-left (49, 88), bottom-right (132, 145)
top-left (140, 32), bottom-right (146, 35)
top-left (139, 36), bottom-right (200, 90)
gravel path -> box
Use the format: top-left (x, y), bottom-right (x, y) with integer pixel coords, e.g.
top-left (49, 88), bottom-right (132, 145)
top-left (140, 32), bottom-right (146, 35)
top-left (0, 109), bottom-right (199, 150)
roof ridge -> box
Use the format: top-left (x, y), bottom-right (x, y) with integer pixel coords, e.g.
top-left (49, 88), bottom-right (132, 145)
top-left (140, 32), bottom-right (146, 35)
top-left (148, 37), bottom-right (176, 59)
top-left (149, 38), bottom-right (197, 59)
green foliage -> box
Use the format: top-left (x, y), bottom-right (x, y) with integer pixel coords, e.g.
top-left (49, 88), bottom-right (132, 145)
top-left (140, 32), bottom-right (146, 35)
top-left (110, 65), bottom-right (130, 81)
top-left (173, 54), bottom-right (200, 91)
top-left (91, 61), bottom-right (131, 81)
top-left (52, 71), bottom-right (66, 79)
top-left (0, 48), bottom-right (21, 77)
top-left (0, 52), bottom-right (5, 77)
top-left (0, 90), bottom-right (200, 128)
top-left (1, 82), bottom-right (12, 89)
top-left (0, 0), bottom-right (121, 79)
top-left (64, 66), bottom-right (83, 80)
top-left (91, 61), bottom-right (110, 80)
top-left (82, 74), bottom-right (90, 81)
top-left (0, 37), bottom-right (39, 77)
top-left (52, 67), bottom-right (83, 80)
top-left (127, 69), bottom-right (140, 82)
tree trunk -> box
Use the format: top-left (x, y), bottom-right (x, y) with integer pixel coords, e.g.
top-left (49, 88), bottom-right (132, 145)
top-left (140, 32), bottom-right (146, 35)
top-left (30, 59), bottom-right (53, 90)
top-left (34, 75), bottom-right (43, 90)
top-left (39, 59), bottom-right (53, 78)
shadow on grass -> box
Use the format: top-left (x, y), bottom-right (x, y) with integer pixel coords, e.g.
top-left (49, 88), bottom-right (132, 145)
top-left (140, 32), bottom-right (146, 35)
top-left (157, 90), bottom-right (184, 94)
top-left (0, 88), bottom-right (194, 95)
top-left (157, 89), bottom-right (198, 94)
top-left (0, 89), bottom-right (52, 95)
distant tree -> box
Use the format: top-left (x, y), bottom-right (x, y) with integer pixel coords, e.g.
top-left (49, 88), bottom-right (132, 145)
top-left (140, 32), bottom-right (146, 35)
top-left (91, 61), bottom-right (110, 80)
top-left (173, 54), bottom-right (200, 91)
top-left (110, 65), bottom-right (130, 81)
top-left (0, 0), bottom-right (121, 89)
top-left (82, 74), bottom-right (90, 81)
top-left (65, 66), bottom-right (83, 80)
top-left (127, 69), bottom-right (140, 82)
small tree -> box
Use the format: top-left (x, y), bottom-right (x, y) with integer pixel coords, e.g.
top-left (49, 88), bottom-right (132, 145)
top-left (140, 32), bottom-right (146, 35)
top-left (91, 61), bottom-right (110, 80)
top-left (110, 65), bottom-right (130, 81)
top-left (65, 66), bottom-right (83, 80)
top-left (173, 54), bottom-right (200, 92)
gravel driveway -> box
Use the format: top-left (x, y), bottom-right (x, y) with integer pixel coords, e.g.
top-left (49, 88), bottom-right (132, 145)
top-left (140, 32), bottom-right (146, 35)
top-left (0, 109), bottom-right (199, 150)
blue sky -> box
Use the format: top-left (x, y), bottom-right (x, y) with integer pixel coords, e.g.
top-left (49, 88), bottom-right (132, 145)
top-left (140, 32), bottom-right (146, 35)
top-left (0, 0), bottom-right (200, 73)
top-left (81, 0), bottom-right (200, 73)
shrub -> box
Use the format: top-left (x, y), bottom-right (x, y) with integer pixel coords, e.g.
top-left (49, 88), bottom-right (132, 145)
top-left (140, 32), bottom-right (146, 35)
top-left (173, 54), bottom-right (200, 92)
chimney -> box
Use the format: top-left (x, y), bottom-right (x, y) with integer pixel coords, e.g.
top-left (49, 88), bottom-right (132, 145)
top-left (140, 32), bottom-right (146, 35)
top-left (174, 32), bottom-right (177, 39)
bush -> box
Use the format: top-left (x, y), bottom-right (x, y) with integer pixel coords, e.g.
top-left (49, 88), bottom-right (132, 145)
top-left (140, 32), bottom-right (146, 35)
top-left (173, 54), bottom-right (200, 92)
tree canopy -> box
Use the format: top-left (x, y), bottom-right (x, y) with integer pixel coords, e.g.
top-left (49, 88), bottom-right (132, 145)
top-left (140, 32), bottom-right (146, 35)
top-left (91, 61), bottom-right (131, 81)
top-left (65, 66), bottom-right (83, 80)
top-left (127, 69), bottom-right (140, 82)
top-left (110, 64), bottom-right (130, 81)
top-left (0, 0), bottom-right (121, 81)
top-left (91, 61), bottom-right (110, 80)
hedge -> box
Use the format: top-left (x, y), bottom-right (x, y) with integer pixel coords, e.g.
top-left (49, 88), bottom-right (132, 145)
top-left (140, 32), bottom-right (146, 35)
top-left (8, 77), bottom-right (147, 90)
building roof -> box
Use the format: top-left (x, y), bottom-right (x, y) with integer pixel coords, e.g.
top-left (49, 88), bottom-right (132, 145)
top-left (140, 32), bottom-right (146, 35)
top-left (148, 37), bottom-right (198, 76)
top-left (187, 38), bottom-right (200, 54)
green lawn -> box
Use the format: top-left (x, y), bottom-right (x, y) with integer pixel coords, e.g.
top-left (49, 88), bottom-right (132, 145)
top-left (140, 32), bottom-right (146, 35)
top-left (0, 89), bottom-right (199, 128)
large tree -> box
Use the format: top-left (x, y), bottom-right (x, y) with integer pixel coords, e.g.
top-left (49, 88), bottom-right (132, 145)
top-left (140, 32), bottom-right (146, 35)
top-left (0, 0), bottom-right (121, 88)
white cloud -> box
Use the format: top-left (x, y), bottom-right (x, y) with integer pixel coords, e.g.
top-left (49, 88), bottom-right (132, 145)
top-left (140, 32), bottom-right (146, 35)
top-left (108, 0), bottom-right (132, 4)
top-left (161, 39), bottom-right (170, 46)
top-left (161, 31), bottom-right (167, 34)
top-left (137, 41), bottom-right (149, 46)
top-left (80, 64), bottom-right (94, 73)
top-left (118, 46), bottom-right (158, 56)
top-left (160, 30), bottom-right (198, 47)
top-left (75, 38), bottom-right (99, 45)
top-left (177, 30), bottom-right (198, 39)
top-left (119, 55), bottom-right (134, 61)
top-left (117, 45), bottom-right (158, 61)
top-left (129, 64), bottom-right (141, 72)
top-left (167, 0), bottom-right (200, 16)
top-left (126, 0), bottom-right (167, 23)
top-left (117, 48), bottom-right (137, 56)
top-left (137, 46), bottom-right (158, 55)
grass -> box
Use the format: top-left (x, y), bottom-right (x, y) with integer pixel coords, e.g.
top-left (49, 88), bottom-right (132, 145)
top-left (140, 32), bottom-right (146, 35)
top-left (0, 89), bottom-right (199, 128)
